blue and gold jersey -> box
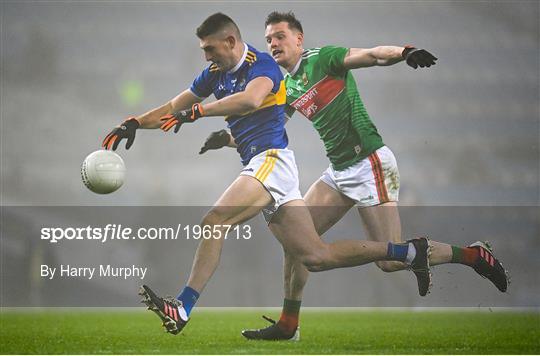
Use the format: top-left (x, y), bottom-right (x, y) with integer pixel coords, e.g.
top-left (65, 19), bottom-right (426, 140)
top-left (190, 44), bottom-right (288, 166)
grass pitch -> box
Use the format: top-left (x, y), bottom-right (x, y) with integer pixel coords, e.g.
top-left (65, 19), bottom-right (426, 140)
top-left (1, 309), bottom-right (538, 354)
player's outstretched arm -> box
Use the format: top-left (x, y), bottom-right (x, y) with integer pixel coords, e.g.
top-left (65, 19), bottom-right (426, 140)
top-left (196, 78), bottom-right (272, 152)
top-left (160, 77), bottom-right (274, 134)
top-left (102, 89), bottom-right (200, 150)
top-left (343, 46), bottom-right (437, 70)
top-left (140, 89), bottom-right (201, 129)
top-left (203, 77), bottom-right (273, 117)
top-left (344, 46), bottom-right (404, 69)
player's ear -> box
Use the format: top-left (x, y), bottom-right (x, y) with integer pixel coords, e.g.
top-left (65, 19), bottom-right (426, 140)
top-left (226, 35), bottom-right (236, 50)
top-left (297, 32), bottom-right (304, 48)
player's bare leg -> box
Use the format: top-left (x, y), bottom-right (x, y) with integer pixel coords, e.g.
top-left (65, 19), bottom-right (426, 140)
top-left (356, 202), bottom-right (431, 296)
top-left (260, 180), bottom-right (354, 340)
top-left (357, 202), bottom-right (501, 268)
top-left (141, 175), bottom-right (273, 335)
top-left (270, 199), bottom-right (414, 272)
top-left (244, 180), bottom-right (351, 342)
top-left (358, 202), bottom-right (451, 270)
top-left (187, 175), bottom-right (274, 292)
top-left (285, 180), bottom-right (355, 301)
top-left (357, 202), bottom-right (404, 272)
top-left (284, 187), bottom-right (436, 302)
top-left (357, 203), bottom-right (508, 293)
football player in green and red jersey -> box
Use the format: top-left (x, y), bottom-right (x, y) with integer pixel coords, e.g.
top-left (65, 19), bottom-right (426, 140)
top-left (200, 12), bottom-right (509, 341)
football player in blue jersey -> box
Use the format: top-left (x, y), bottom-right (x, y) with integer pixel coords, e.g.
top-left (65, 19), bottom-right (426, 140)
top-left (102, 13), bottom-right (432, 336)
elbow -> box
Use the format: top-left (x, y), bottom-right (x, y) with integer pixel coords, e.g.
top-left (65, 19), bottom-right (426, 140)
top-left (241, 96), bottom-right (263, 112)
top-left (245, 102), bottom-right (260, 112)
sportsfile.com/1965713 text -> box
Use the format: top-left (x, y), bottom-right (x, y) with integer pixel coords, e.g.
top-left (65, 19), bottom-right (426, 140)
top-left (40, 224), bottom-right (252, 244)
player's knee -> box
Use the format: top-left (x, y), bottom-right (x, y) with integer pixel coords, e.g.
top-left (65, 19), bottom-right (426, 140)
top-left (375, 260), bottom-right (402, 273)
top-left (302, 259), bottom-right (324, 272)
top-left (300, 249), bottom-right (331, 272)
top-left (201, 209), bottom-right (226, 227)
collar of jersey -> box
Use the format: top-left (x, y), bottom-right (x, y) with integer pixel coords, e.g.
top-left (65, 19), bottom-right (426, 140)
top-left (227, 43), bottom-right (248, 74)
top-left (289, 52), bottom-right (304, 76)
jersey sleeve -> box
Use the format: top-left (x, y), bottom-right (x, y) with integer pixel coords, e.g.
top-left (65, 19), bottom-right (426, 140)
top-left (189, 67), bottom-right (216, 99)
top-left (319, 46), bottom-right (349, 78)
top-left (247, 55), bottom-right (284, 93)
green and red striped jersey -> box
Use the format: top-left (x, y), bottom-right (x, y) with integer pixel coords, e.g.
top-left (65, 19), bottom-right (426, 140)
top-left (285, 46), bottom-right (384, 170)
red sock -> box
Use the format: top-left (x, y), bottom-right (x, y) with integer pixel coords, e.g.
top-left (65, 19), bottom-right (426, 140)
top-left (277, 299), bottom-right (301, 334)
top-left (451, 246), bottom-right (480, 266)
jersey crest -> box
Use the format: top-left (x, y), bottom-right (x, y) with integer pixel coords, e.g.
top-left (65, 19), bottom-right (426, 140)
top-left (302, 72), bottom-right (309, 86)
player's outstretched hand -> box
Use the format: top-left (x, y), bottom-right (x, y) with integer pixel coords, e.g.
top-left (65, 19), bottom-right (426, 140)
top-left (102, 117), bottom-right (140, 150)
top-left (160, 113), bottom-right (183, 133)
top-left (199, 130), bottom-right (231, 154)
top-left (160, 103), bottom-right (204, 133)
top-left (402, 46), bottom-right (437, 69)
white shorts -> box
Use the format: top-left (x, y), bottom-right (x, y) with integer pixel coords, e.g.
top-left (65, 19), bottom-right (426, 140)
top-left (320, 146), bottom-right (400, 207)
top-left (240, 148), bottom-right (302, 220)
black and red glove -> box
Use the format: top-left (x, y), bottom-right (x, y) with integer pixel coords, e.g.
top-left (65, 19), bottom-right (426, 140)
top-left (102, 117), bottom-right (140, 150)
top-left (160, 103), bottom-right (204, 133)
top-left (402, 45), bottom-right (437, 69)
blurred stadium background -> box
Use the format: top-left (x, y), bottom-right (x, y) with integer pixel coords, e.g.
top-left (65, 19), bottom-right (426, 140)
top-left (1, 2), bottom-right (538, 308)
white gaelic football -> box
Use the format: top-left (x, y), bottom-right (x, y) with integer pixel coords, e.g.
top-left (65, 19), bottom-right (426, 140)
top-left (81, 150), bottom-right (126, 194)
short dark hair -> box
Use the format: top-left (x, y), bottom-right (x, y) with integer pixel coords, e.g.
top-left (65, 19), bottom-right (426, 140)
top-left (265, 11), bottom-right (303, 33)
top-left (196, 12), bottom-right (241, 39)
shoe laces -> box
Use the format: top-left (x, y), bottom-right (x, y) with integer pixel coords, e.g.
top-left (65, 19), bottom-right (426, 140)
top-left (262, 315), bottom-right (277, 325)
